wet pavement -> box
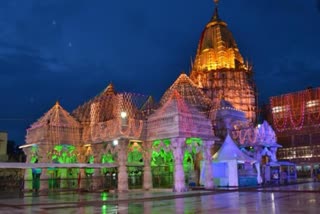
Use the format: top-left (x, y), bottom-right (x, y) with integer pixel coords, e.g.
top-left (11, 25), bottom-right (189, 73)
top-left (0, 182), bottom-right (319, 213)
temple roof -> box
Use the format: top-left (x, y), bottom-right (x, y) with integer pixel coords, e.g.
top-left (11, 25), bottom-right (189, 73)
top-left (102, 83), bottom-right (115, 96)
top-left (160, 73), bottom-right (212, 112)
top-left (72, 83), bottom-right (150, 122)
top-left (192, 2), bottom-right (245, 71)
top-left (72, 85), bottom-right (116, 122)
top-left (147, 90), bottom-right (214, 140)
top-left (29, 101), bottom-right (80, 129)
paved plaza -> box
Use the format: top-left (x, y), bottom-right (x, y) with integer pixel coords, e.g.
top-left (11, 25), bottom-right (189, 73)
top-left (0, 182), bottom-right (319, 213)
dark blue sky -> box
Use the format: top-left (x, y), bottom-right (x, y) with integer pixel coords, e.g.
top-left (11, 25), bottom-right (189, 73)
top-left (1, 0), bottom-right (320, 145)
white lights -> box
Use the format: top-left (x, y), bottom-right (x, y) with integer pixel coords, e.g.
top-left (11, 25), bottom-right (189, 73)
top-left (19, 144), bottom-right (36, 149)
top-left (306, 100), bottom-right (319, 108)
top-left (272, 105), bottom-right (288, 113)
top-left (113, 139), bottom-right (118, 146)
top-left (120, 111), bottom-right (127, 119)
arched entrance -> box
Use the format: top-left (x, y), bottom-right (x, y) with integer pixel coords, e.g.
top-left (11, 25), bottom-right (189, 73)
top-left (150, 137), bottom-right (205, 190)
top-left (127, 141), bottom-right (144, 189)
top-left (184, 137), bottom-right (203, 186)
top-left (101, 152), bottom-right (117, 189)
top-left (151, 139), bottom-right (174, 188)
top-left (50, 144), bottom-right (79, 189)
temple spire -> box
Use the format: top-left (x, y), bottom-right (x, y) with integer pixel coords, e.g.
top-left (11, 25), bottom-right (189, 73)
top-left (212, 0), bottom-right (220, 20)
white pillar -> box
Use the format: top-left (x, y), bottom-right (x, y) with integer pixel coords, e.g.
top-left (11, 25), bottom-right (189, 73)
top-left (203, 140), bottom-right (214, 189)
top-left (117, 139), bottom-right (129, 192)
top-left (143, 141), bottom-right (153, 190)
top-left (171, 138), bottom-right (186, 192)
top-left (254, 162), bottom-right (263, 184)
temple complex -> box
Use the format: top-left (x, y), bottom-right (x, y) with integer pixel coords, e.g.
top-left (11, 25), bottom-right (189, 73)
top-left (21, 1), bottom-right (280, 192)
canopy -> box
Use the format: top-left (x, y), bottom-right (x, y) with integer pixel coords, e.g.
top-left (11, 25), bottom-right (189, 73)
top-left (213, 134), bottom-right (256, 163)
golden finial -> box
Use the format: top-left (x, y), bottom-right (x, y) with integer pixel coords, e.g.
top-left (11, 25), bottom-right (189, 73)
top-left (212, 0), bottom-right (220, 20)
top-left (55, 100), bottom-right (60, 107)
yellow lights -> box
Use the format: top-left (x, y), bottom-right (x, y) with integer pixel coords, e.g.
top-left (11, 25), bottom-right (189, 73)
top-left (84, 144), bottom-right (91, 147)
top-left (195, 50), bottom-right (237, 71)
top-left (120, 111), bottom-right (127, 119)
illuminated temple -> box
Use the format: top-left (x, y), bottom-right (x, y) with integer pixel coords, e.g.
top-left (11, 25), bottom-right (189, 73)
top-left (21, 2), bottom-right (285, 192)
top-left (190, 3), bottom-right (257, 123)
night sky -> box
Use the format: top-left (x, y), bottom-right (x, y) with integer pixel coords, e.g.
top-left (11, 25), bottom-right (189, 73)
top-left (1, 0), bottom-right (320, 145)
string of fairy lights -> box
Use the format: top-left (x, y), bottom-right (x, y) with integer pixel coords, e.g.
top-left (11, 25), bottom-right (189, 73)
top-left (232, 121), bottom-right (277, 146)
top-left (27, 92), bottom-right (149, 148)
top-left (270, 87), bottom-right (320, 132)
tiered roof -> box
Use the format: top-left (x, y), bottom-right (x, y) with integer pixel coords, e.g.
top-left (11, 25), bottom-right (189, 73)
top-left (160, 73), bottom-right (212, 113)
top-left (191, 3), bottom-right (244, 72)
top-left (26, 101), bottom-right (81, 145)
top-left (147, 90), bottom-right (214, 141)
top-left (72, 83), bottom-right (117, 122)
top-left (72, 83), bottom-right (152, 123)
top-left (29, 101), bottom-right (80, 129)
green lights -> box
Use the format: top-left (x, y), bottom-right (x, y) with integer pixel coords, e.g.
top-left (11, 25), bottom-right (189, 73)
top-left (186, 137), bottom-right (203, 145)
top-left (101, 192), bottom-right (108, 201)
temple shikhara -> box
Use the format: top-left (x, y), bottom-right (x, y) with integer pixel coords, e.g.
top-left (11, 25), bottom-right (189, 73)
top-left (190, 3), bottom-right (256, 123)
top-left (20, 1), bottom-right (294, 192)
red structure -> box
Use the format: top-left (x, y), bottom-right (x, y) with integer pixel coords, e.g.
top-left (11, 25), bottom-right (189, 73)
top-left (270, 87), bottom-right (320, 177)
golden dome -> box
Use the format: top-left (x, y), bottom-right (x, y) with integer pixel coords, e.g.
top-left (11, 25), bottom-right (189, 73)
top-left (193, 5), bottom-right (244, 71)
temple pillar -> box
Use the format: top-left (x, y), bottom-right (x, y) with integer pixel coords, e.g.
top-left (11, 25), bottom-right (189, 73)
top-left (143, 141), bottom-right (152, 190)
top-left (79, 168), bottom-right (86, 191)
top-left (171, 137), bottom-right (186, 192)
top-left (92, 145), bottom-right (103, 190)
top-left (38, 146), bottom-right (49, 191)
top-left (269, 147), bottom-right (278, 163)
top-left (117, 139), bottom-right (129, 192)
top-left (23, 148), bottom-right (32, 191)
top-left (203, 140), bottom-right (214, 189)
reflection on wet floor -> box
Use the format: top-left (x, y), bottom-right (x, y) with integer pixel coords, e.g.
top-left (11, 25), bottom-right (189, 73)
top-left (0, 182), bottom-right (319, 213)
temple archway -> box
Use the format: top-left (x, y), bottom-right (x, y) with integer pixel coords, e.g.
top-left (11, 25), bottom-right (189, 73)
top-left (151, 139), bottom-right (174, 188)
top-left (127, 141), bottom-right (144, 189)
top-left (184, 137), bottom-right (203, 186)
top-left (50, 144), bottom-right (79, 189)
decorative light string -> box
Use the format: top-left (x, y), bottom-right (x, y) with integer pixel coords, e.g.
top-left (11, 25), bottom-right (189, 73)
top-left (271, 87), bottom-right (320, 132)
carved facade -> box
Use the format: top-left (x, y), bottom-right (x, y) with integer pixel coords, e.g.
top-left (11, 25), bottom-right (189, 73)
top-left (22, 2), bottom-right (262, 192)
top-left (190, 6), bottom-right (257, 123)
